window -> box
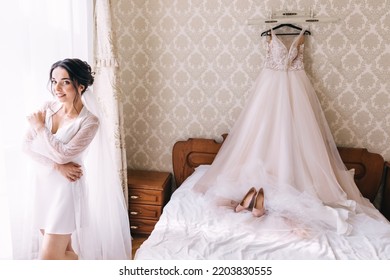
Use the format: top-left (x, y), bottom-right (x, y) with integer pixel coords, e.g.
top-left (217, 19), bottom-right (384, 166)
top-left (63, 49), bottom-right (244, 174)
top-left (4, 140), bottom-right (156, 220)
top-left (0, 0), bottom-right (92, 259)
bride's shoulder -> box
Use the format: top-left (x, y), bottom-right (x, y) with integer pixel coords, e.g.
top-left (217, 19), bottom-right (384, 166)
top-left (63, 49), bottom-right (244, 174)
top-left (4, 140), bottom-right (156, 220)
top-left (83, 109), bottom-right (99, 126)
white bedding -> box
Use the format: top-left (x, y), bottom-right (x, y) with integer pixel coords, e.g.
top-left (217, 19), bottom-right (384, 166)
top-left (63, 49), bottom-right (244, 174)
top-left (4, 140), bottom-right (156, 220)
top-left (134, 166), bottom-right (390, 260)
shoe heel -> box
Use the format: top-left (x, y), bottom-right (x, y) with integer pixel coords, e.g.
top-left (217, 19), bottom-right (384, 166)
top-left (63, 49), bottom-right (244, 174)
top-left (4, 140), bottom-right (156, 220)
top-left (235, 187), bottom-right (256, 212)
top-left (252, 188), bottom-right (265, 217)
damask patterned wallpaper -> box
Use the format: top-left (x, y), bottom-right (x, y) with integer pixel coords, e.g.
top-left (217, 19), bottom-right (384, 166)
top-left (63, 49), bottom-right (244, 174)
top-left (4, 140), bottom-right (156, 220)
top-left (111, 0), bottom-right (390, 172)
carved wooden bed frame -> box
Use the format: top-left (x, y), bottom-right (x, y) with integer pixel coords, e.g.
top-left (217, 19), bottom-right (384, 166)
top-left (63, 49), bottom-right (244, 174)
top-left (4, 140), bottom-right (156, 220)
top-left (172, 134), bottom-right (390, 221)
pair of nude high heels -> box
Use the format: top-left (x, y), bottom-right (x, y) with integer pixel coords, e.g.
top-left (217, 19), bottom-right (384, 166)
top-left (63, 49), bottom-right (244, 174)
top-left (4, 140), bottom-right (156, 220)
top-left (234, 187), bottom-right (265, 217)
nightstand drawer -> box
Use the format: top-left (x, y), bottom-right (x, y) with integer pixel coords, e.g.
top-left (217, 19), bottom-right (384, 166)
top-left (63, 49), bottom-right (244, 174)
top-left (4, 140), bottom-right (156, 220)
top-left (129, 189), bottom-right (163, 205)
top-left (129, 204), bottom-right (162, 220)
top-left (130, 219), bottom-right (157, 235)
top-left (128, 169), bottom-right (172, 235)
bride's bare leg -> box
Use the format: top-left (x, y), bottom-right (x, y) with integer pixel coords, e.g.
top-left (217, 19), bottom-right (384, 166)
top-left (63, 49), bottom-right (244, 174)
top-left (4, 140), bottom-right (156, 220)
top-left (40, 233), bottom-right (78, 260)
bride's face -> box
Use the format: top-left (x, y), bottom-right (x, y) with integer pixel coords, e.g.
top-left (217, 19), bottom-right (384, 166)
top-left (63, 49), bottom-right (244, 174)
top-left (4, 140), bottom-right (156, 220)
top-left (50, 67), bottom-right (83, 103)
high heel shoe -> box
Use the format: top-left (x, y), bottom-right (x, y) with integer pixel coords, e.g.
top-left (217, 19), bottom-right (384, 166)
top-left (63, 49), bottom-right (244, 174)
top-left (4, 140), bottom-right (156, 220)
top-left (235, 187), bottom-right (256, 212)
top-left (252, 188), bottom-right (265, 217)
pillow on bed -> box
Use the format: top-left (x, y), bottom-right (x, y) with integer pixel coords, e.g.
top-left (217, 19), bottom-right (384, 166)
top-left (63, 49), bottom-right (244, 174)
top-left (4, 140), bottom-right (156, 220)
top-left (178, 165), bottom-right (210, 191)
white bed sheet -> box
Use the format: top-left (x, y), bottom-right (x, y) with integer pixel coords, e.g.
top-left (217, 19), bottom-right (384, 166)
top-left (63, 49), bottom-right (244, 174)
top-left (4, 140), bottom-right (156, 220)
top-left (134, 166), bottom-right (390, 260)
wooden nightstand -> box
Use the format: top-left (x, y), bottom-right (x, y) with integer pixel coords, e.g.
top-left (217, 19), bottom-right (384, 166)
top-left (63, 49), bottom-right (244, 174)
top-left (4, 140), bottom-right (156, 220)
top-left (127, 169), bottom-right (172, 235)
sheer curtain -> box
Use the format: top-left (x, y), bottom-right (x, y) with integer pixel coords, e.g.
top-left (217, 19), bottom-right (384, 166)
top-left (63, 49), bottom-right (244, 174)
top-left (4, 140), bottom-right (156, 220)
top-left (94, 0), bottom-right (129, 204)
top-left (0, 0), bottom-right (92, 259)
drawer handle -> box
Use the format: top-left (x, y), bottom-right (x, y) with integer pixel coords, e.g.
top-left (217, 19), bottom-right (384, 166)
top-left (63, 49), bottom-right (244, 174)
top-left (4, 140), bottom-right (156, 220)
top-left (130, 211), bottom-right (140, 216)
top-left (130, 195), bottom-right (140, 200)
top-left (130, 226), bottom-right (139, 229)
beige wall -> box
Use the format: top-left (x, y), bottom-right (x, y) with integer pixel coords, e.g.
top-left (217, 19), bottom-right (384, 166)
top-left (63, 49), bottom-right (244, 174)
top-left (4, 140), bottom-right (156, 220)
top-left (112, 0), bottom-right (390, 172)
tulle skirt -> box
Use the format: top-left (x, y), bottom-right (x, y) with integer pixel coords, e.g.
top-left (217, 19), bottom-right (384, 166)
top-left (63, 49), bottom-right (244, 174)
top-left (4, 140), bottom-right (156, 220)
top-left (194, 68), bottom-right (389, 235)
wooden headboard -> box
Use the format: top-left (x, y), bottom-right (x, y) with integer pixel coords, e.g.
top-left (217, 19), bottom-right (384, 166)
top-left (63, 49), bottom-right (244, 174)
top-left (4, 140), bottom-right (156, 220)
top-left (172, 134), bottom-right (390, 221)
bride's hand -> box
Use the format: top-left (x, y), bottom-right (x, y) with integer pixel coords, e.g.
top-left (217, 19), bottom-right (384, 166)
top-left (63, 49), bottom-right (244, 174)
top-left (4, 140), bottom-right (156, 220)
top-left (55, 162), bottom-right (83, 182)
top-left (27, 110), bottom-right (46, 132)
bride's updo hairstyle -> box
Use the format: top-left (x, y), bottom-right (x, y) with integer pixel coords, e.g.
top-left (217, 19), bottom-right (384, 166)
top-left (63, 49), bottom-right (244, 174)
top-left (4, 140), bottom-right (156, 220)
top-left (49, 58), bottom-right (94, 95)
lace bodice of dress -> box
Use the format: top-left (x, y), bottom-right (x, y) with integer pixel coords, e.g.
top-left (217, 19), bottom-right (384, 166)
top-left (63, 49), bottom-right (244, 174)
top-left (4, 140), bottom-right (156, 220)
top-left (264, 29), bottom-right (305, 71)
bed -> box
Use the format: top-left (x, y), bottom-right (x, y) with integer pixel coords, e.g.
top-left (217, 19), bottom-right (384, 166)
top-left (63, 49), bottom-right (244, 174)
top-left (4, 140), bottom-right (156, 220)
top-left (134, 135), bottom-right (390, 259)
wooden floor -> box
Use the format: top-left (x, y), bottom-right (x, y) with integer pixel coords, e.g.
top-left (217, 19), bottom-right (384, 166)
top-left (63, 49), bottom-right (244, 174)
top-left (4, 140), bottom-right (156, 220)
top-left (131, 234), bottom-right (149, 259)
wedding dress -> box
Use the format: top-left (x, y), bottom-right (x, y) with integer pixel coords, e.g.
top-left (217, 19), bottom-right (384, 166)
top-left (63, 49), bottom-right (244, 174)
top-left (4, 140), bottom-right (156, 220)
top-left (194, 29), bottom-right (390, 235)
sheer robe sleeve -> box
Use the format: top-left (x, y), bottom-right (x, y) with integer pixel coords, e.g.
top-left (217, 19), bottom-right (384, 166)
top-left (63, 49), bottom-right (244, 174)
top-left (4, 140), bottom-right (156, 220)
top-left (32, 115), bottom-right (99, 164)
top-left (23, 101), bottom-right (56, 167)
top-left (23, 128), bottom-right (56, 168)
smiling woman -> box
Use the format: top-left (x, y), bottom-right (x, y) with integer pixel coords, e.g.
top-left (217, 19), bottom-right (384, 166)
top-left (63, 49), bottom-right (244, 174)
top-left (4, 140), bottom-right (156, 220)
top-left (0, 0), bottom-right (92, 259)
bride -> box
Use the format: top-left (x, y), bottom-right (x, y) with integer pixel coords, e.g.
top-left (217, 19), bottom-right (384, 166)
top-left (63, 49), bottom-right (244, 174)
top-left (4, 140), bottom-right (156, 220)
top-left (23, 58), bottom-right (131, 259)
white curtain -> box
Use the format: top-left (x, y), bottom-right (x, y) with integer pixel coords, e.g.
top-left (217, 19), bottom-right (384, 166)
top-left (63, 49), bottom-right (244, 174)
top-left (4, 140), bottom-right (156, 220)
top-left (94, 0), bottom-right (128, 203)
top-left (0, 0), bottom-right (92, 259)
